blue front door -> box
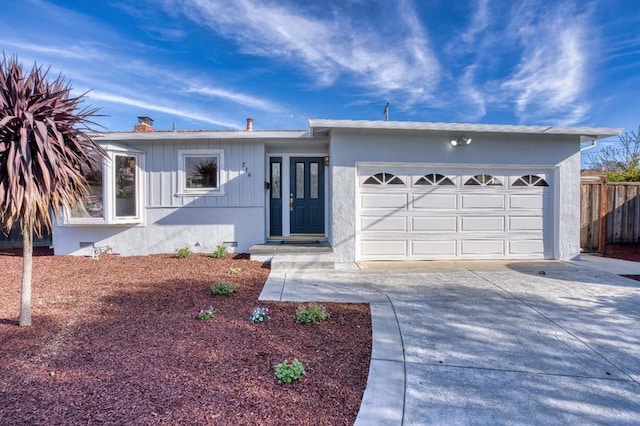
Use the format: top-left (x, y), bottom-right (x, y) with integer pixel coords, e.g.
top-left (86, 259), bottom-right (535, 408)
top-left (290, 157), bottom-right (324, 234)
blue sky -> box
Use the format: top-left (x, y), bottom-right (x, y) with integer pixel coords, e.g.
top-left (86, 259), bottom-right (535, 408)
top-left (2, 0), bottom-right (639, 165)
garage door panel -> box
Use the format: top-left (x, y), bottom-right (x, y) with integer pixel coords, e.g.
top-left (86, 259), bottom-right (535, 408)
top-left (361, 240), bottom-right (407, 256)
top-left (461, 240), bottom-right (505, 255)
top-left (509, 240), bottom-right (544, 255)
top-left (361, 193), bottom-right (407, 209)
top-left (412, 193), bottom-right (457, 209)
top-left (509, 216), bottom-right (543, 231)
top-left (461, 194), bottom-right (504, 209)
top-left (509, 194), bottom-right (544, 210)
top-left (412, 216), bottom-right (457, 232)
top-left (412, 240), bottom-right (456, 256)
top-left (461, 216), bottom-right (504, 232)
top-left (361, 216), bottom-right (407, 232)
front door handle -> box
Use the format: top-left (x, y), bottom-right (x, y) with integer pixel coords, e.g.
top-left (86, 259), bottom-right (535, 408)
top-left (290, 193), bottom-right (294, 211)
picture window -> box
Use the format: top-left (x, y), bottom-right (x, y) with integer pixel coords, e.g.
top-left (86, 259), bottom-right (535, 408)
top-left (178, 149), bottom-right (225, 196)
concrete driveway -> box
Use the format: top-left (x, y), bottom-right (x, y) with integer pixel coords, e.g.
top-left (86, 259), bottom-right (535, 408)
top-left (260, 260), bottom-right (640, 425)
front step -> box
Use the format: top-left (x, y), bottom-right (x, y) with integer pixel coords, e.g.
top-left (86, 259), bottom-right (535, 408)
top-left (249, 242), bottom-right (335, 269)
top-left (270, 253), bottom-right (336, 270)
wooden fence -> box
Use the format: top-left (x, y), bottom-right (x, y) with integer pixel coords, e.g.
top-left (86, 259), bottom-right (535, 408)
top-left (581, 178), bottom-right (640, 252)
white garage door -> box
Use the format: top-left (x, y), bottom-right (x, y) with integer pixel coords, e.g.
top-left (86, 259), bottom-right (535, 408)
top-left (357, 166), bottom-right (554, 260)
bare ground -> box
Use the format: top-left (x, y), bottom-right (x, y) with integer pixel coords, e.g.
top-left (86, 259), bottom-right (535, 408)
top-left (0, 249), bottom-right (371, 425)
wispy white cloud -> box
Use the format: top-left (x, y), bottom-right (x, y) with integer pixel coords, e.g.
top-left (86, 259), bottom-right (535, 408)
top-left (457, 65), bottom-right (487, 120)
top-left (441, 0), bottom-right (594, 125)
top-left (0, 0), bottom-right (287, 129)
top-left (459, 0), bottom-right (489, 47)
top-left (185, 85), bottom-right (283, 113)
top-left (163, 0), bottom-right (441, 104)
top-left (1, 35), bottom-right (285, 127)
top-left (499, 1), bottom-right (592, 124)
top-left (2, 40), bottom-right (102, 61)
top-left (89, 91), bottom-right (241, 128)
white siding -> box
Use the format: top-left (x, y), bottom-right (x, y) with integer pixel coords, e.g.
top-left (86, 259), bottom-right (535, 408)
top-left (140, 139), bottom-right (265, 207)
top-left (141, 138), bottom-right (264, 208)
top-left (53, 138), bottom-right (267, 256)
top-left (53, 207), bottom-right (264, 256)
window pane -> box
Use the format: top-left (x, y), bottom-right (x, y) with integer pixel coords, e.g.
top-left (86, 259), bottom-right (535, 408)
top-left (71, 158), bottom-right (104, 218)
top-left (115, 155), bottom-right (137, 217)
top-left (186, 156), bottom-right (218, 189)
top-left (296, 163), bottom-right (304, 199)
top-left (271, 162), bottom-right (280, 199)
top-left (310, 162), bottom-right (319, 199)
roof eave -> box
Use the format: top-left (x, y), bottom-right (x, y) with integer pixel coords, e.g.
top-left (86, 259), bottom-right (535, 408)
top-left (308, 119), bottom-right (622, 139)
top-left (91, 130), bottom-right (310, 141)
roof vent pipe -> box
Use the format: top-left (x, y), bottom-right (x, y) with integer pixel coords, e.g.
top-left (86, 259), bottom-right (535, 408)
top-left (246, 118), bottom-right (254, 132)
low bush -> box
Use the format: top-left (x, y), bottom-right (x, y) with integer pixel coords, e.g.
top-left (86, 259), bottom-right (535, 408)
top-left (211, 281), bottom-right (238, 295)
top-left (211, 244), bottom-right (228, 259)
top-left (275, 358), bottom-right (305, 384)
top-left (175, 246), bottom-right (193, 259)
top-left (295, 303), bottom-right (329, 324)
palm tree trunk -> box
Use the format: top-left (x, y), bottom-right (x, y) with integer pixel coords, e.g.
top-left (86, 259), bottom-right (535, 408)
top-left (19, 227), bottom-right (33, 326)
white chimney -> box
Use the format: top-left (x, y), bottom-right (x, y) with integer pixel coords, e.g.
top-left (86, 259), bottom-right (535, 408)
top-left (246, 118), bottom-right (254, 132)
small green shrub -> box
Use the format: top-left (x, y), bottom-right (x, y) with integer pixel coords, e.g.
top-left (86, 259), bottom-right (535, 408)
top-left (295, 303), bottom-right (329, 324)
top-left (275, 358), bottom-right (305, 384)
top-left (195, 306), bottom-right (216, 321)
top-left (227, 267), bottom-right (241, 275)
top-left (212, 244), bottom-right (228, 259)
top-left (606, 167), bottom-right (640, 182)
top-left (175, 246), bottom-right (193, 259)
top-left (211, 281), bottom-right (238, 295)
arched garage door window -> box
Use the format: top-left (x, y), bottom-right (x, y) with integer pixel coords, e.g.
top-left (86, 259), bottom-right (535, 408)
top-left (512, 175), bottom-right (549, 187)
top-left (363, 172), bottom-right (405, 185)
top-left (415, 173), bottom-right (455, 186)
top-left (464, 174), bottom-right (502, 186)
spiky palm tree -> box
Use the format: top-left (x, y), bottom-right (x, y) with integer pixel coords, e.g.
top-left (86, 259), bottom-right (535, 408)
top-left (0, 56), bottom-right (104, 326)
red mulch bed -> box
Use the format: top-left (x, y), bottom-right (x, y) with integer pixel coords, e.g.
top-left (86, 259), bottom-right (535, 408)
top-left (0, 250), bottom-right (371, 425)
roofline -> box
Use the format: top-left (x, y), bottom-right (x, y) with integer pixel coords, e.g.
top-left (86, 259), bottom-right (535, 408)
top-left (91, 130), bottom-right (310, 141)
top-left (307, 119), bottom-right (623, 139)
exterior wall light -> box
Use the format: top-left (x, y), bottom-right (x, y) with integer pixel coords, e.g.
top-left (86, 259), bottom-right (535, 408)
top-left (450, 137), bottom-right (472, 147)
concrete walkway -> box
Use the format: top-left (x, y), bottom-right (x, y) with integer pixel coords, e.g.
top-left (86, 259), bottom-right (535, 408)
top-left (571, 253), bottom-right (640, 275)
top-left (259, 258), bottom-right (640, 425)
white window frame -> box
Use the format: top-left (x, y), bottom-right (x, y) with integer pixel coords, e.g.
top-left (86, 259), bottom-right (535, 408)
top-left (63, 146), bottom-right (145, 226)
top-left (177, 149), bottom-right (225, 196)
top-left (110, 151), bottom-right (144, 224)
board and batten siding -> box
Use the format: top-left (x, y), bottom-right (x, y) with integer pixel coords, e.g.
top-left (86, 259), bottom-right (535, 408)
top-left (52, 138), bottom-right (267, 256)
top-left (143, 138), bottom-right (265, 208)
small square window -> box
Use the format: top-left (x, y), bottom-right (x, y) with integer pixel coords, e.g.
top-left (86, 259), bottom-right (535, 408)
top-left (185, 156), bottom-right (218, 189)
top-left (178, 149), bottom-right (225, 196)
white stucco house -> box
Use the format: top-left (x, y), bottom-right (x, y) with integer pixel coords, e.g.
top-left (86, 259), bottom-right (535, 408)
top-left (52, 117), bottom-right (621, 265)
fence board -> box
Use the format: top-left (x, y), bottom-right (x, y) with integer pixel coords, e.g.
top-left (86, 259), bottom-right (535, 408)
top-left (580, 182), bottom-right (601, 251)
